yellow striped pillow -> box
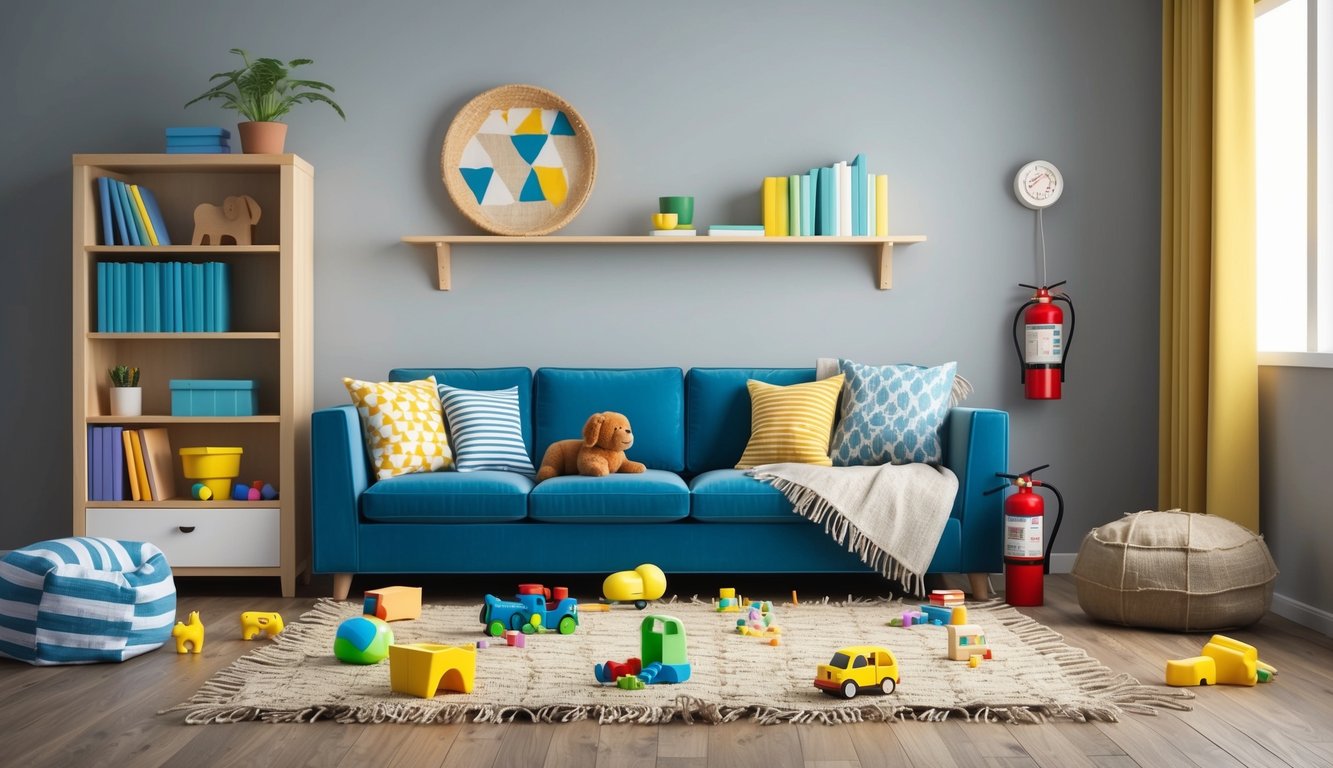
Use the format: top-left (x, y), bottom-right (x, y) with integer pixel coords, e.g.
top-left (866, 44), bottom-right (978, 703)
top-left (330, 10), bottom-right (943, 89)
top-left (735, 374), bottom-right (844, 469)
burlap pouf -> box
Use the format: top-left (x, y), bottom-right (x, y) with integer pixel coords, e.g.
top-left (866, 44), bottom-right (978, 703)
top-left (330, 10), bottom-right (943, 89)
top-left (1071, 509), bottom-right (1277, 631)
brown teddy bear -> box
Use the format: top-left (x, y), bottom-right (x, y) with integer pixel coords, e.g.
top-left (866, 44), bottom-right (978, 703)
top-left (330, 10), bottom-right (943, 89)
top-left (535, 411), bottom-right (646, 481)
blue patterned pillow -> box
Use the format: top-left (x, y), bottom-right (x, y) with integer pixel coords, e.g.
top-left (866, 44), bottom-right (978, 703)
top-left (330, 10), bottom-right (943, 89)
top-left (830, 360), bottom-right (957, 466)
top-left (437, 385), bottom-right (535, 474)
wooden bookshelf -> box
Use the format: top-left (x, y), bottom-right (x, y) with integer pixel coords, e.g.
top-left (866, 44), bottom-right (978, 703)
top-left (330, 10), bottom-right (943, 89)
top-left (72, 154), bottom-right (313, 596)
top-left (401, 234), bottom-right (927, 291)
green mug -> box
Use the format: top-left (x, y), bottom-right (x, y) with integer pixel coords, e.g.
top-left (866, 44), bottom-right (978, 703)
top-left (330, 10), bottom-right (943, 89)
top-left (658, 196), bottom-right (694, 227)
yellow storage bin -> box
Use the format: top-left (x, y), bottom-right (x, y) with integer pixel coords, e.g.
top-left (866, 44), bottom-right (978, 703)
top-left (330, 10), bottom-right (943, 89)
top-left (179, 446), bottom-right (243, 498)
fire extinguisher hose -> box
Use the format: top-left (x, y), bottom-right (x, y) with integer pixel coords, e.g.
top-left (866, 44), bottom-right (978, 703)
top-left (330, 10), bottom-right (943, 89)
top-left (1036, 481), bottom-right (1064, 575)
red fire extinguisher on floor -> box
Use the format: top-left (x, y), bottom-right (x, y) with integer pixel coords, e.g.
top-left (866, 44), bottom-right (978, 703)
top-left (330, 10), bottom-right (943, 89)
top-left (1012, 282), bottom-right (1075, 399)
top-left (984, 465), bottom-right (1064, 606)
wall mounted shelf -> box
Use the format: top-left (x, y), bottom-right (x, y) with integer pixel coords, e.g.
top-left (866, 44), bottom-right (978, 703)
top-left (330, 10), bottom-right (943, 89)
top-left (401, 235), bottom-right (927, 291)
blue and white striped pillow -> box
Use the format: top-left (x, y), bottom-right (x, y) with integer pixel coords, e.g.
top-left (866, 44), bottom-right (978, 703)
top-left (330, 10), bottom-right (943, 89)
top-left (437, 384), bottom-right (535, 474)
top-left (0, 537), bottom-right (176, 665)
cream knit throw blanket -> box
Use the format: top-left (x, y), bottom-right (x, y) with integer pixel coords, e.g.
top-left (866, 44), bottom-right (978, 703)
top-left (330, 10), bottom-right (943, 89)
top-left (750, 463), bottom-right (957, 596)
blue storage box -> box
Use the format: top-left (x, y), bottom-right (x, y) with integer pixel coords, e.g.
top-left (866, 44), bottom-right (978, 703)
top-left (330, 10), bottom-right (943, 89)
top-left (170, 379), bottom-right (258, 417)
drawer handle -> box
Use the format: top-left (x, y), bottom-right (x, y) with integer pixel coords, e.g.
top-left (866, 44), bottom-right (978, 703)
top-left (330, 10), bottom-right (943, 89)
top-left (178, 526), bottom-right (196, 533)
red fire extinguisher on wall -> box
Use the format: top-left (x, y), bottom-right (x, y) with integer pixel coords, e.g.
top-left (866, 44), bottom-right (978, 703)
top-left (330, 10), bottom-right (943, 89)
top-left (1012, 282), bottom-right (1075, 399)
top-left (984, 465), bottom-right (1064, 607)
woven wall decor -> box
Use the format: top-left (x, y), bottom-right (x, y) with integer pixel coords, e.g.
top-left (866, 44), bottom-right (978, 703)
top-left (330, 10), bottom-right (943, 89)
top-left (441, 84), bottom-right (597, 236)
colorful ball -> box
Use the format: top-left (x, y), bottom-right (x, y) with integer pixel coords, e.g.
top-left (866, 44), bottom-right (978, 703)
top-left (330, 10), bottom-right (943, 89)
top-left (334, 615), bottom-right (394, 664)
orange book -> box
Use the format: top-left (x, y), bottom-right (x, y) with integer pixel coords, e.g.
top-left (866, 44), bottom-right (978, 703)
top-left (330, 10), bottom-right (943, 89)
top-left (122, 430), bottom-right (141, 501)
top-left (129, 430), bottom-right (152, 501)
top-left (138, 427), bottom-right (177, 501)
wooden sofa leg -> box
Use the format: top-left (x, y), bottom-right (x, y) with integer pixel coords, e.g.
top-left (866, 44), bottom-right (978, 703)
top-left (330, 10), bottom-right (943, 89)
top-left (967, 572), bottom-right (991, 601)
top-left (333, 573), bottom-right (353, 601)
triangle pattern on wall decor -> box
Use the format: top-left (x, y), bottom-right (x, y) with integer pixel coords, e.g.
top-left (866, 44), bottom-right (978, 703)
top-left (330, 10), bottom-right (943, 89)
top-left (510, 134), bottom-right (549, 165)
top-left (459, 167), bottom-right (494, 205)
top-left (550, 111), bottom-right (575, 136)
top-left (518, 168), bottom-right (546, 202)
top-left (480, 171), bottom-right (515, 205)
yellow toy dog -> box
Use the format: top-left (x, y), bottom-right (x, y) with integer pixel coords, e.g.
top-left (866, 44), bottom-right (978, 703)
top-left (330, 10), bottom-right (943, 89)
top-left (240, 611), bottom-right (285, 640)
top-left (536, 411), bottom-right (646, 481)
top-left (172, 611), bottom-right (205, 654)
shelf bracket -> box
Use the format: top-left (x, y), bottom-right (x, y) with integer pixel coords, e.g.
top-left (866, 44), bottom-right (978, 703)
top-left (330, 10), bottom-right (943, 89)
top-left (878, 242), bottom-right (893, 290)
top-left (435, 242), bottom-right (451, 291)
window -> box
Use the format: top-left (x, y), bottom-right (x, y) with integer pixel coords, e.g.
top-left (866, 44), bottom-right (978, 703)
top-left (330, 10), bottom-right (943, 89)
top-left (1255, 0), bottom-right (1331, 364)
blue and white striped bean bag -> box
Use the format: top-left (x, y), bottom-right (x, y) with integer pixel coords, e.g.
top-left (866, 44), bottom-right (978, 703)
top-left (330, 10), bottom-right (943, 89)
top-left (0, 537), bottom-right (176, 665)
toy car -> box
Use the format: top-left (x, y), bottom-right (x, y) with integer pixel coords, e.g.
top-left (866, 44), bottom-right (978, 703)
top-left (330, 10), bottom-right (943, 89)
top-left (479, 586), bottom-right (578, 636)
top-left (814, 645), bottom-right (900, 699)
top-left (602, 564), bottom-right (666, 609)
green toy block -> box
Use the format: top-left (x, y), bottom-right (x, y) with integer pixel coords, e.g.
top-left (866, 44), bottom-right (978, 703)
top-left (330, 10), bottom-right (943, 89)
top-left (640, 614), bottom-right (689, 666)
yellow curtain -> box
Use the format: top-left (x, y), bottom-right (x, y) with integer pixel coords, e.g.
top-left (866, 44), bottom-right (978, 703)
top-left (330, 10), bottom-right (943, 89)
top-left (1159, 0), bottom-right (1258, 531)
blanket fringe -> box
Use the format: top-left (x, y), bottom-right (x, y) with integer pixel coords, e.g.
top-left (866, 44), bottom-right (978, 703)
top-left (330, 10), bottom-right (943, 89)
top-left (163, 597), bottom-right (1193, 726)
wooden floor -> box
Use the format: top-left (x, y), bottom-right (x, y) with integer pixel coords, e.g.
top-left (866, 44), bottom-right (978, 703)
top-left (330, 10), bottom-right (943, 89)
top-left (2, 575), bottom-right (1330, 768)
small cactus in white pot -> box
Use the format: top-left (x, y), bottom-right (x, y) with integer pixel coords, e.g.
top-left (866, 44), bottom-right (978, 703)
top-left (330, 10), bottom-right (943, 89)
top-left (108, 365), bottom-right (142, 417)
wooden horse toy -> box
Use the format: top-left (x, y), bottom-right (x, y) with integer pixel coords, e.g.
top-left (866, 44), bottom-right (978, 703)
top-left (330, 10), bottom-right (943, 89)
top-left (240, 611), bottom-right (285, 640)
top-left (172, 611), bottom-right (205, 654)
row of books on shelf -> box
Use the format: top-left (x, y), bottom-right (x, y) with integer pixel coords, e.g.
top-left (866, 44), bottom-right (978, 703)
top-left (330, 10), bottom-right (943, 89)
top-left (97, 261), bottom-right (230, 333)
top-left (761, 153), bottom-right (889, 237)
top-left (87, 426), bottom-right (177, 502)
top-left (97, 177), bottom-right (173, 246)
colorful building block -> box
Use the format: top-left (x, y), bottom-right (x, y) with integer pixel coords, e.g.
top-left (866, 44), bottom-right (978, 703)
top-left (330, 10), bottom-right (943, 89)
top-left (388, 643), bottom-right (476, 697)
top-left (364, 586), bottom-right (423, 622)
top-left (946, 624), bottom-right (992, 661)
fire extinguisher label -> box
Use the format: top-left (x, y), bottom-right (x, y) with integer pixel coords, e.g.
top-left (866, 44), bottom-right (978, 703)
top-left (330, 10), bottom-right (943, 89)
top-left (1025, 324), bottom-right (1062, 364)
top-left (1005, 514), bottom-right (1043, 559)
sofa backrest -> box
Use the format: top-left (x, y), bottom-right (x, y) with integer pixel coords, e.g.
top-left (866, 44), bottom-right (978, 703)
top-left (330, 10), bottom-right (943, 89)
top-left (685, 367), bottom-right (815, 474)
top-left (389, 367), bottom-right (534, 458)
top-left (534, 367), bottom-right (685, 472)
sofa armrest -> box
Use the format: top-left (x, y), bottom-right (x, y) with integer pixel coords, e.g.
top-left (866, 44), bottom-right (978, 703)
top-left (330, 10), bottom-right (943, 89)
top-left (312, 405), bottom-right (369, 573)
top-left (945, 407), bottom-right (1009, 574)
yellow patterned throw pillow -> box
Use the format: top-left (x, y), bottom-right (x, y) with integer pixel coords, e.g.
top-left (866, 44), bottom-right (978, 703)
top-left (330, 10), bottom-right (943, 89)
top-left (343, 376), bottom-right (453, 479)
top-left (735, 374), bottom-right (845, 469)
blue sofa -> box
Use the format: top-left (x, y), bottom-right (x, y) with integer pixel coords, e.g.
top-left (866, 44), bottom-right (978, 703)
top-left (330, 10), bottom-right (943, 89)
top-left (312, 367), bottom-right (1009, 600)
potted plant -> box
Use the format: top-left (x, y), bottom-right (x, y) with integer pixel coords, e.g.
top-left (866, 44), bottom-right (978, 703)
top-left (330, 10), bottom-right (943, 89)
top-left (108, 365), bottom-right (142, 417)
top-left (185, 48), bottom-right (345, 154)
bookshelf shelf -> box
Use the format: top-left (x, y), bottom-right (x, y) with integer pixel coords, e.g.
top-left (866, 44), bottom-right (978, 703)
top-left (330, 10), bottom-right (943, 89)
top-left (401, 234), bottom-right (927, 291)
top-left (73, 154), bottom-right (313, 596)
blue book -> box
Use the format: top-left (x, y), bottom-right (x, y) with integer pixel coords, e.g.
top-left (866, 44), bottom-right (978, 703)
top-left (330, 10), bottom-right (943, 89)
top-left (144, 262), bottom-right (160, 333)
top-left (166, 126), bottom-right (231, 138)
top-left (129, 262), bottom-right (144, 332)
top-left (851, 154), bottom-right (867, 236)
top-left (167, 136), bottom-right (231, 147)
top-left (172, 262), bottom-right (184, 332)
top-left (90, 427), bottom-right (103, 500)
top-left (114, 263), bottom-right (127, 332)
top-left (192, 263), bottom-right (206, 332)
top-left (107, 424), bottom-right (125, 501)
top-left (217, 261), bottom-right (230, 331)
top-left (137, 186), bottom-right (172, 246)
top-left (110, 180), bottom-right (130, 246)
top-left (808, 169), bottom-right (821, 235)
top-left (818, 167), bottom-right (835, 236)
top-left (160, 261), bottom-right (174, 332)
top-left (97, 177), bottom-right (115, 245)
top-left (114, 181), bottom-right (141, 246)
top-left (182, 263), bottom-right (194, 332)
top-left (96, 262), bottom-right (108, 332)
top-left (799, 174), bottom-right (813, 236)
top-left (166, 146), bottom-right (232, 154)
top-left (204, 261), bottom-right (215, 332)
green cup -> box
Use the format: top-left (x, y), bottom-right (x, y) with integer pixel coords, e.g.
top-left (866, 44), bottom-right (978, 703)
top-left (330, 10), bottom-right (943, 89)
top-left (658, 196), bottom-right (694, 227)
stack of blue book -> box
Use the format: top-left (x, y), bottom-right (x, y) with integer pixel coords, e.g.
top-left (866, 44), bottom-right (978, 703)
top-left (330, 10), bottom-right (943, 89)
top-left (165, 127), bottom-right (231, 154)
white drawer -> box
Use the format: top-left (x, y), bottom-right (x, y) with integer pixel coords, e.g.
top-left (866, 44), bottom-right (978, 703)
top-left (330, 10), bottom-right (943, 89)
top-left (85, 507), bottom-right (280, 567)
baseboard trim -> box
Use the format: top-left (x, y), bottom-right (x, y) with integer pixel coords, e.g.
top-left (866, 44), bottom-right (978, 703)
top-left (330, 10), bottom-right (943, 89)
top-left (1270, 592), bottom-right (1333, 637)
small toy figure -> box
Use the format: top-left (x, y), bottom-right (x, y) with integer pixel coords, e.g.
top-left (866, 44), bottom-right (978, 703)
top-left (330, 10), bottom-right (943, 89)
top-left (536, 411), bottom-right (646, 481)
top-left (601, 564), bottom-right (666, 609)
top-left (736, 601), bottom-right (781, 638)
top-left (240, 610), bottom-right (284, 640)
top-left (716, 587), bottom-right (741, 612)
top-left (1166, 634), bottom-right (1277, 687)
top-left (172, 610), bottom-right (205, 654)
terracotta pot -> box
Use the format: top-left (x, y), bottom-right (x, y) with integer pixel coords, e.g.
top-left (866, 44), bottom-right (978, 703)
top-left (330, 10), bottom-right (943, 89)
top-left (238, 121), bottom-right (288, 154)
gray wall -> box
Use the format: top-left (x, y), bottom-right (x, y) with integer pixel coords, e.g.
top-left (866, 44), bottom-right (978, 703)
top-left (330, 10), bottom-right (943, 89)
top-left (0, 2), bottom-right (1163, 566)
top-left (1260, 366), bottom-right (1333, 627)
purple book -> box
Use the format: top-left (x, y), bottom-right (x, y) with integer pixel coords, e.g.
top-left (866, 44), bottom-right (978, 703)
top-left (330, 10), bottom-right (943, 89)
top-left (90, 427), bottom-right (103, 501)
top-left (107, 426), bottom-right (124, 501)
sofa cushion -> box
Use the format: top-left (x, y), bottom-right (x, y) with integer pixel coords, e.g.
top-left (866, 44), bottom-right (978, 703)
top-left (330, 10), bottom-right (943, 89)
top-left (735, 375), bottom-right (844, 469)
top-left (390, 367), bottom-right (534, 458)
top-left (688, 469), bottom-right (801, 523)
top-left (437, 384), bottom-right (536, 474)
top-left (686, 368), bottom-right (815, 474)
top-left (831, 359), bottom-right (956, 466)
top-left (529, 470), bottom-right (689, 522)
top-left (343, 376), bottom-right (453, 479)
top-left (361, 471), bottom-right (532, 523)
top-left (534, 368), bottom-right (684, 471)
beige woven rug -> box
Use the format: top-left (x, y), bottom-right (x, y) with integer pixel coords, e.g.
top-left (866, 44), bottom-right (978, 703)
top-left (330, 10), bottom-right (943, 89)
top-left (166, 597), bottom-right (1190, 725)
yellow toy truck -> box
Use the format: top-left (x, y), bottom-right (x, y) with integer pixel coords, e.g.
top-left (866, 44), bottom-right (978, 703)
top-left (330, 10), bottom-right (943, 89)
top-left (814, 645), bottom-right (900, 699)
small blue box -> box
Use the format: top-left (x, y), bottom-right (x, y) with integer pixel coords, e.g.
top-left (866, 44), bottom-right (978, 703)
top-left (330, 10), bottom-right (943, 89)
top-left (170, 379), bottom-right (258, 417)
